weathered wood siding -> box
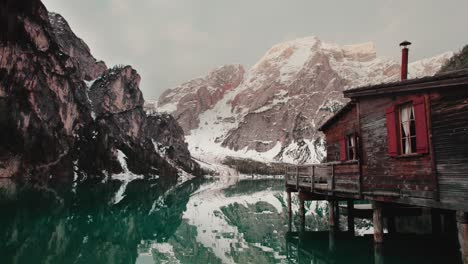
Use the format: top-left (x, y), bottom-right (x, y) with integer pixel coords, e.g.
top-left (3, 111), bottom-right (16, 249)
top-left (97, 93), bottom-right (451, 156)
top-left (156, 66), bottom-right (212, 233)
top-left (334, 162), bottom-right (360, 193)
top-left (359, 95), bottom-right (436, 196)
top-left (431, 87), bottom-right (468, 206)
top-left (323, 106), bottom-right (358, 162)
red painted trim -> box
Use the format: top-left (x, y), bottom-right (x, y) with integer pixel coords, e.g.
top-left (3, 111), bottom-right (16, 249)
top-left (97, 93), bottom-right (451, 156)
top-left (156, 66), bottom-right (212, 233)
top-left (414, 96), bottom-right (429, 154)
top-left (340, 138), bottom-right (347, 161)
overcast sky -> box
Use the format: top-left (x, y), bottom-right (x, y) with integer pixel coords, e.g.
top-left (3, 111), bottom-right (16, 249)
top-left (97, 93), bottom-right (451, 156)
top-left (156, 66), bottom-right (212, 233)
top-left (42, 0), bottom-right (468, 100)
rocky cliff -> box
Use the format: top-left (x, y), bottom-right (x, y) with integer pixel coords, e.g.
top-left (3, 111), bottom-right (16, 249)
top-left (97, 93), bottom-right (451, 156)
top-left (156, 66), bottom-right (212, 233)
top-left (156, 37), bottom-right (453, 164)
top-left (157, 64), bottom-right (245, 132)
top-left (48, 12), bottom-right (107, 81)
top-left (0, 0), bottom-right (199, 183)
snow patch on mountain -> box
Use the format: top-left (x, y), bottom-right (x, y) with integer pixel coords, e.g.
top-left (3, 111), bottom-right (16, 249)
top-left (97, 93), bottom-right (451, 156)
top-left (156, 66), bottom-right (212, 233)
top-left (154, 36), bottom-right (453, 165)
top-left (409, 51), bottom-right (454, 78)
top-left (112, 150), bottom-right (144, 204)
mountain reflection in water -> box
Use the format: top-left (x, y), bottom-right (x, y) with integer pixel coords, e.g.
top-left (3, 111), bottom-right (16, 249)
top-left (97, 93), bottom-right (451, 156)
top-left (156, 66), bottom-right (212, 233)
top-left (0, 176), bottom-right (461, 264)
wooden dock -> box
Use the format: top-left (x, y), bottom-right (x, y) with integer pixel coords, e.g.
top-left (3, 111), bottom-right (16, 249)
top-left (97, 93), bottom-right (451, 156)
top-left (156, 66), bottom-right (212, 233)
top-left (284, 161), bottom-right (467, 258)
top-left (284, 161), bottom-right (361, 198)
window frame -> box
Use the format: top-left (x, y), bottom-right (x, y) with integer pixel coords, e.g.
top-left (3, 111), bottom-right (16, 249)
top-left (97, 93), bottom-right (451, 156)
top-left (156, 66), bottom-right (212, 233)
top-left (385, 95), bottom-right (429, 158)
top-left (346, 133), bottom-right (357, 161)
top-left (398, 102), bottom-right (417, 155)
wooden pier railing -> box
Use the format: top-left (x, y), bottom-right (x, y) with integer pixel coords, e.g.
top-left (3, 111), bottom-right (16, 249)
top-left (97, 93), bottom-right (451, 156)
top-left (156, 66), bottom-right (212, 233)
top-left (284, 161), bottom-right (361, 195)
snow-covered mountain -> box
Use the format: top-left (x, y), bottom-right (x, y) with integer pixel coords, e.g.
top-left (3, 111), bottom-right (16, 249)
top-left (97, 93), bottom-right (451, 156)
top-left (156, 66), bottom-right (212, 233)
top-left (153, 36), bottom-right (453, 164)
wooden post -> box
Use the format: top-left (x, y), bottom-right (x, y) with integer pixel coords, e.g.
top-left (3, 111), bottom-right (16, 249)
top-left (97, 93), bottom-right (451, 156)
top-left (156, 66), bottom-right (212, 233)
top-left (457, 211), bottom-right (468, 264)
top-left (331, 164), bottom-right (335, 193)
top-left (284, 167), bottom-right (287, 186)
top-left (356, 101), bottom-right (364, 200)
top-left (358, 159), bottom-right (363, 198)
top-left (372, 201), bottom-right (384, 244)
top-left (287, 190), bottom-right (292, 232)
top-left (347, 200), bottom-right (355, 235)
top-left (299, 192), bottom-right (305, 232)
top-left (329, 229), bottom-right (336, 253)
top-left (310, 166), bottom-right (314, 192)
top-left (374, 243), bottom-right (385, 264)
top-left (425, 94), bottom-right (440, 202)
top-left (296, 236), bottom-right (301, 262)
top-left (335, 201), bottom-right (340, 231)
top-left (329, 200), bottom-right (336, 231)
top-left (296, 166), bottom-right (299, 190)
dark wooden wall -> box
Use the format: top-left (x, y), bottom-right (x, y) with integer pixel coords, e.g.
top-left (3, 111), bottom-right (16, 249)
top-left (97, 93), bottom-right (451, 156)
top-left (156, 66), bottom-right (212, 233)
top-left (358, 94), bottom-right (436, 197)
top-left (323, 106), bottom-right (358, 162)
top-left (430, 87), bottom-right (468, 207)
top-left (320, 85), bottom-right (468, 211)
top-left (334, 162), bottom-right (360, 193)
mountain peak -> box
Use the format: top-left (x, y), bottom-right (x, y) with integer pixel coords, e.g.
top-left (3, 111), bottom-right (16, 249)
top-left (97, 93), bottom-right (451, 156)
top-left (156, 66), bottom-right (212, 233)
top-left (48, 11), bottom-right (107, 81)
top-left (155, 37), bottom-right (453, 164)
top-left (341, 41), bottom-right (377, 61)
top-left (269, 36), bottom-right (320, 50)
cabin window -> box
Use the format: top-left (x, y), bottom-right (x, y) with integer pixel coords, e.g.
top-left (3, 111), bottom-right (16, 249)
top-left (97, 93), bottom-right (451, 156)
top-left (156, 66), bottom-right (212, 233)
top-left (340, 134), bottom-right (357, 161)
top-left (347, 135), bottom-right (357, 160)
top-left (385, 95), bottom-right (429, 157)
top-left (399, 103), bottom-right (417, 155)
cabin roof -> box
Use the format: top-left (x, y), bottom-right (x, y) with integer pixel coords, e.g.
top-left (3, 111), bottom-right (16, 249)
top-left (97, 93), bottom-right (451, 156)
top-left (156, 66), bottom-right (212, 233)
top-left (318, 101), bottom-right (355, 132)
top-left (344, 69), bottom-right (468, 98)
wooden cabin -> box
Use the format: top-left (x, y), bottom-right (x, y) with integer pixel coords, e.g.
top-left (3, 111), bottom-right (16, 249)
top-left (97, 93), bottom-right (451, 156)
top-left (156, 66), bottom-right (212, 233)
top-left (318, 69), bottom-right (468, 212)
top-left (286, 69), bottom-right (468, 210)
top-left (284, 43), bottom-right (468, 262)
top-left (285, 69), bottom-right (468, 258)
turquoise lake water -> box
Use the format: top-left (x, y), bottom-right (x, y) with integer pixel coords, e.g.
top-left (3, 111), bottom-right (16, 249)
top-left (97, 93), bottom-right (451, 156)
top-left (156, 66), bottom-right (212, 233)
top-left (0, 177), bottom-right (461, 264)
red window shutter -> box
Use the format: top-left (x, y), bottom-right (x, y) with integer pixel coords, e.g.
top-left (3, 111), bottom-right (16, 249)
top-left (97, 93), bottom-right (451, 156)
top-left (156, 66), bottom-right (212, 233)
top-left (385, 105), bottom-right (398, 157)
top-left (413, 96), bottom-right (429, 154)
top-left (339, 138), bottom-right (347, 161)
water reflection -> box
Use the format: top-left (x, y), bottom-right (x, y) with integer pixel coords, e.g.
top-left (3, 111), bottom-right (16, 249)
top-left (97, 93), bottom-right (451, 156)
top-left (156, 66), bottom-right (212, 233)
top-left (286, 230), bottom-right (461, 264)
top-left (0, 177), bottom-right (462, 264)
top-left (0, 177), bottom-right (208, 264)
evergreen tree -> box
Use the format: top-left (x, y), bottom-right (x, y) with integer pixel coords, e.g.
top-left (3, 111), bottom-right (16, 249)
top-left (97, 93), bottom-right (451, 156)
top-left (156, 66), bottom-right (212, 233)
top-left (439, 45), bottom-right (468, 72)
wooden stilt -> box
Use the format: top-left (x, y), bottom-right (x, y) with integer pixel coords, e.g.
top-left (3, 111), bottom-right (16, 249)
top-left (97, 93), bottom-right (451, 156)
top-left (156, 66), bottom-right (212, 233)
top-left (347, 200), bottom-right (355, 235)
top-left (287, 190), bottom-right (292, 232)
top-left (374, 243), bottom-right (385, 264)
top-left (299, 192), bottom-right (305, 232)
top-left (329, 200), bottom-right (336, 230)
top-left (296, 235), bottom-right (301, 262)
top-left (457, 211), bottom-right (468, 264)
top-left (373, 201), bottom-right (384, 244)
top-left (335, 201), bottom-right (340, 231)
top-left (463, 223), bottom-right (468, 264)
top-left (329, 229), bottom-right (336, 252)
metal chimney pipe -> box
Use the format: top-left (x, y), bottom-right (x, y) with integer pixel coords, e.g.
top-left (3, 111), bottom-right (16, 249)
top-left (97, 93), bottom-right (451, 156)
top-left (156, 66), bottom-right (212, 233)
top-left (400, 41), bottom-right (411, 80)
